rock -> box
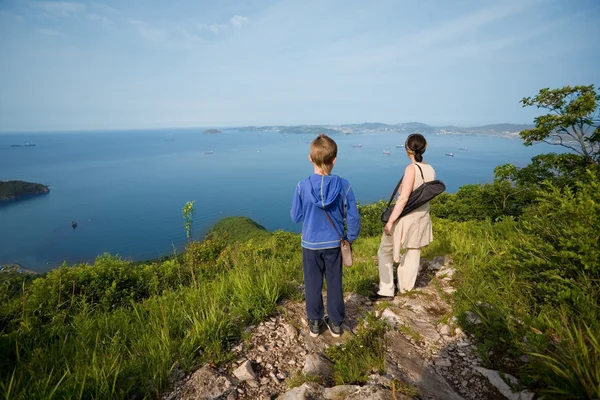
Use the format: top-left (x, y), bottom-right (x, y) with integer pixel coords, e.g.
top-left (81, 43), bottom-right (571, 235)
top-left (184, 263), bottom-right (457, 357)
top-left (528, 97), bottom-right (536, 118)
top-left (277, 382), bottom-right (325, 400)
top-left (434, 357), bottom-right (452, 368)
top-left (381, 308), bottom-right (403, 326)
top-left (302, 353), bottom-right (333, 383)
top-left (323, 385), bottom-right (360, 399)
top-left (519, 355), bottom-right (530, 363)
top-left (258, 345), bottom-right (267, 352)
top-left (367, 373), bottom-right (392, 387)
top-left (345, 385), bottom-right (395, 400)
top-left (283, 323), bottom-right (297, 342)
top-left (465, 311), bottom-right (482, 325)
top-left (473, 366), bottom-right (534, 400)
top-left (439, 324), bottom-right (451, 335)
top-left (178, 365), bottom-right (235, 400)
top-left (233, 360), bottom-right (257, 381)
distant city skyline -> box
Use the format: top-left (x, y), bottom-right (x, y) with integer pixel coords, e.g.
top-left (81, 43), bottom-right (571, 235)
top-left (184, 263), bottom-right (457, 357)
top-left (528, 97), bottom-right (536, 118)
top-left (1, 0), bottom-right (599, 131)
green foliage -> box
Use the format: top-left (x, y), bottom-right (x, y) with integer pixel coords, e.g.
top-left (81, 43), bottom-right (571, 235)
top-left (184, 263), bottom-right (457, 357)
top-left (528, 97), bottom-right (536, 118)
top-left (0, 180), bottom-right (48, 201)
top-left (520, 85), bottom-right (600, 164)
top-left (530, 314), bottom-right (600, 399)
top-left (357, 200), bottom-right (387, 237)
top-left (495, 153), bottom-right (591, 191)
top-left (0, 232), bottom-right (304, 399)
top-left (182, 201), bottom-right (195, 240)
top-left (450, 168), bottom-right (600, 398)
top-left (206, 216), bottom-right (271, 244)
top-left (430, 181), bottom-right (531, 221)
top-left (325, 313), bottom-right (388, 385)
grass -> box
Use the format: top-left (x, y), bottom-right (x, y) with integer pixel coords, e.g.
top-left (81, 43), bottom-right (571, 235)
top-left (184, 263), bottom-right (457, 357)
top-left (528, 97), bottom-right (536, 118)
top-left (325, 313), bottom-right (388, 386)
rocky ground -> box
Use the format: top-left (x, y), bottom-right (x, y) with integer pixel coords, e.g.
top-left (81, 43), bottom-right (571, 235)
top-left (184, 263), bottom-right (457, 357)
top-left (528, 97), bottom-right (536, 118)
top-left (164, 256), bottom-right (535, 400)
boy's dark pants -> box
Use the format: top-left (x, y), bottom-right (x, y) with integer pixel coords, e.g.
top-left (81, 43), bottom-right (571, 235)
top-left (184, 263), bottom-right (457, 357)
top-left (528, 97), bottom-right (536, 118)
top-left (302, 247), bottom-right (345, 325)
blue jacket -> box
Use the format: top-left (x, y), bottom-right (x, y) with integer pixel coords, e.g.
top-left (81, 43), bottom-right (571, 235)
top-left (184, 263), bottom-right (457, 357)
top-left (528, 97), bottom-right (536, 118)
top-left (291, 174), bottom-right (361, 250)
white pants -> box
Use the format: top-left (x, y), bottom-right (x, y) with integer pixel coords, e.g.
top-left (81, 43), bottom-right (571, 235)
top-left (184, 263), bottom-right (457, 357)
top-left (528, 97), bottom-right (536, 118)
top-left (377, 232), bottom-right (421, 296)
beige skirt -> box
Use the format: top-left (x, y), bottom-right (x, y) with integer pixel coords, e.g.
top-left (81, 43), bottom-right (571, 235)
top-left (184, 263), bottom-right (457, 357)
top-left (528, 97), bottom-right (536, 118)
top-left (391, 203), bottom-right (433, 262)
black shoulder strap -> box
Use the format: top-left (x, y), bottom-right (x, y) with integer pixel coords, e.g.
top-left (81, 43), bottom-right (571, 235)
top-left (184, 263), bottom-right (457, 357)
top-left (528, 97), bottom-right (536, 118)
top-left (414, 163), bottom-right (425, 181)
top-left (385, 164), bottom-right (424, 208)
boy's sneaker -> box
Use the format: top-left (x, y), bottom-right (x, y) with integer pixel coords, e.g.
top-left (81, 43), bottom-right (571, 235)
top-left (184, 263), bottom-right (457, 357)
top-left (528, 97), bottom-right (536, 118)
top-left (309, 319), bottom-right (324, 337)
top-left (326, 319), bottom-right (343, 338)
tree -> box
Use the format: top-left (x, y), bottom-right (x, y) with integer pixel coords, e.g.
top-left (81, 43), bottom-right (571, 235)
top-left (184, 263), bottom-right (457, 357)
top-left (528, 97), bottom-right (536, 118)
top-left (520, 85), bottom-right (600, 164)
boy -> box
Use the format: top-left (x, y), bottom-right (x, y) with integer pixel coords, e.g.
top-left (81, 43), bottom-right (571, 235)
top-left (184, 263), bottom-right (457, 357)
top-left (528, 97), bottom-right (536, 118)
top-left (291, 134), bottom-right (361, 337)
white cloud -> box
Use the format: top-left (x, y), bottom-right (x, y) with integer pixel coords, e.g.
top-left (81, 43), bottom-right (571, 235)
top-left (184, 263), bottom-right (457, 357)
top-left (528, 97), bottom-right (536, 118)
top-left (84, 12), bottom-right (113, 24)
top-left (37, 28), bottom-right (62, 36)
top-left (129, 19), bottom-right (169, 43)
top-left (230, 15), bottom-right (248, 27)
top-left (32, 1), bottom-right (87, 18)
top-left (199, 23), bottom-right (227, 33)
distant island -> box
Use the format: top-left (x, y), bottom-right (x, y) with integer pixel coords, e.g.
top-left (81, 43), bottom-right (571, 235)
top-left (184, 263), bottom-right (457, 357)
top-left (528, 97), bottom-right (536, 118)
top-left (234, 122), bottom-right (534, 138)
top-left (204, 129), bottom-right (222, 134)
top-left (0, 180), bottom-right (50, 203)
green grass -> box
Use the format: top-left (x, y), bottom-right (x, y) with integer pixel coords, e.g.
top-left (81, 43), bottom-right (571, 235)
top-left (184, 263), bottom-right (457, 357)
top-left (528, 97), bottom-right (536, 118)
top-left (206, 216), bottom-right (272, 244)
top-left (325, 313), bottom-right (388, 385)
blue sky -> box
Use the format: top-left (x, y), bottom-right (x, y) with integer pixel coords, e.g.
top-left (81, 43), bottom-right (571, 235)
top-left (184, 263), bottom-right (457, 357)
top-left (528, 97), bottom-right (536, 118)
top-left (0, 0), bottom-right (599, 131)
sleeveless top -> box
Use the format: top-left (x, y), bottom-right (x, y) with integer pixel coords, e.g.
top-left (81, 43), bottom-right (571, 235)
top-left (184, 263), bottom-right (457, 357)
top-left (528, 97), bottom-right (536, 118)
top-left (391, 162), bottom-right (435, 261)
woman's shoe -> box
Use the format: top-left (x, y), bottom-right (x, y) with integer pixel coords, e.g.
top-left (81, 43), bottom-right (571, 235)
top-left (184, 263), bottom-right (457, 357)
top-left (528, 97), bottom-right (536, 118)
top-left (369, 293), bottom-right (394, 301)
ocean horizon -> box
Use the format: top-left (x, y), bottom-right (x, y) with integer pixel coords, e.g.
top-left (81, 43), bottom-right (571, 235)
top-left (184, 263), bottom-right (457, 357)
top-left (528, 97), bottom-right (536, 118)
top-left (0, 128), bottom-right (563, 272)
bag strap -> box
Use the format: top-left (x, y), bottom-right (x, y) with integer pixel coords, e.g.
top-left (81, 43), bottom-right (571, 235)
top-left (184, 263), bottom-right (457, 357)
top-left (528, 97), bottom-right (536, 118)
top-left (323, 210), bottom-right (343, 240)
top-left (386, 164), bottom-right (426, 208)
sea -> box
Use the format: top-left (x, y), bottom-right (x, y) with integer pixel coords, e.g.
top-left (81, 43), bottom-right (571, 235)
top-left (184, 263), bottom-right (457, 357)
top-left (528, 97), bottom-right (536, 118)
top-left (0, 128), bottom-right (561, 272)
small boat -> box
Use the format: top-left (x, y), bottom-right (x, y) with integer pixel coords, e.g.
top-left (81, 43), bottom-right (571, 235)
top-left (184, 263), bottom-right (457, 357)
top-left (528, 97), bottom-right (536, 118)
top-left (459, 147), bottom-right (468, 150)
top-left (396, 144), bottom-right (404, 148)
top-left (205, 151), bottom-right (214, 155)
top-left (446, 152), bottom-right (454, 157)
top-left (383, 151), bottom-right (391, 155)
top-left (352, 144), bottom-right (362, 148)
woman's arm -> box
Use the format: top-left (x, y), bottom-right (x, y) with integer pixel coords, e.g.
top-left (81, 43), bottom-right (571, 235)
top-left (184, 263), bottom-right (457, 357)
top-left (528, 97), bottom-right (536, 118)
top-left (384, 164), bottom-right (416, 236)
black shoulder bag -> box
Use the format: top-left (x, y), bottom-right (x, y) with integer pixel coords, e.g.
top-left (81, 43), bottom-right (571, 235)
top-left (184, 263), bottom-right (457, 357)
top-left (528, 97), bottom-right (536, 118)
top-left (380, 164), bottom-right (446, 223)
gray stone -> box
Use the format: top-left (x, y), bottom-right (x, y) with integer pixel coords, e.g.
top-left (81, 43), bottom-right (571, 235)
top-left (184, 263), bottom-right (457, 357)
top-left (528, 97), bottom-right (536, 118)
top-left (323, 385), bottom-right (360, 399)
top-left (233, 360), bottom-right (257, 381)
top-left (178, 365), bottom-right (235, 400)
top-left (465, 311), bottom-right (482, 325)
top-left (302, 353), bottom-right (334, 383)
top-left (277, 382), bottom-right (325, 400)
top-left (434, 357), bottom-right (452, 368)
top-left (345, 385), bottom-right (395, 400)
top-left (474, 366), bottom-right (534, 400)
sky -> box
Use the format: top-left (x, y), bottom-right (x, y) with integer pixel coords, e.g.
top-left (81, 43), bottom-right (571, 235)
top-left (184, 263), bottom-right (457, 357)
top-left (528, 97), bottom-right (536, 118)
top-left (0, 0), bottom-right (599, 131)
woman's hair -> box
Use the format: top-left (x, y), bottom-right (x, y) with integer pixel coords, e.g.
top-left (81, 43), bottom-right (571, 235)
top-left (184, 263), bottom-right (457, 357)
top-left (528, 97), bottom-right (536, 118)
top-left (405, 133), bottom-right (427, 162)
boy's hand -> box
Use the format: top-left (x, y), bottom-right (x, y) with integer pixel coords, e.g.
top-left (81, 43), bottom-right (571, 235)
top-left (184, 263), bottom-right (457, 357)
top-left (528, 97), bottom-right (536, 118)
top-left (384, 222), bottom-right (393, 236)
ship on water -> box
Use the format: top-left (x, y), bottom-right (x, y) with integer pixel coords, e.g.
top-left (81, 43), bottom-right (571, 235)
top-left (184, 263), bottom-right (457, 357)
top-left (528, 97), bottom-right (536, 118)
top-left (352, 144), bottom-right (362, 148)
top-left (10, 143), bottom-right (36, 147)
top-left (446, 152), bottom-right (454, 157)
top-left (205, 151), bottom-right (214, 155)
top-left (383, 150), bottom-right (391, 155)
top-left (395, 144), bottom-right (404, 148)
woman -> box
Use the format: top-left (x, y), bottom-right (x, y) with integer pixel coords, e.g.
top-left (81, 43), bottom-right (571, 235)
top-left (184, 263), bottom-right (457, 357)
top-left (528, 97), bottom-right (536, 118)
top-left (373, 133), bottom-right (435, 300)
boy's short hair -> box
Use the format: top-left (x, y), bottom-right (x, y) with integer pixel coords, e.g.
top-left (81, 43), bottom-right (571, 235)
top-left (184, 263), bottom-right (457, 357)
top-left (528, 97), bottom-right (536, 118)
top-left (310, 134), bottom-right (337, 175)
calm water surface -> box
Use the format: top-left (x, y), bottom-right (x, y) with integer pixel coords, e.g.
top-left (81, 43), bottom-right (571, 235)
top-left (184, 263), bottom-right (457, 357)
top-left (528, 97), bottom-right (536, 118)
top-left (0, 129), bottom-right (559, 271)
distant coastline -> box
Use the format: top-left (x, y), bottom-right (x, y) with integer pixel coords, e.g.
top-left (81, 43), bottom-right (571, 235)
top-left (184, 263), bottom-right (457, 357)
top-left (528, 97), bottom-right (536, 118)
top-left (0, 180), bottom-right (50, 203)
top-left (205, 129), bottom-right (222, 134)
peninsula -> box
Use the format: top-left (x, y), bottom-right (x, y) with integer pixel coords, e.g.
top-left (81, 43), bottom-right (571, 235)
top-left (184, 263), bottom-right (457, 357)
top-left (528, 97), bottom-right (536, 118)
top-left (0, 180), bottom-right (50, 202)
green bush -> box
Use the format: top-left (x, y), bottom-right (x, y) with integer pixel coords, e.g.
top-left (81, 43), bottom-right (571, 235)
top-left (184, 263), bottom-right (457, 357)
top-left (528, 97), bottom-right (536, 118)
top-left (357, 200), bottom-right (387, 237)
